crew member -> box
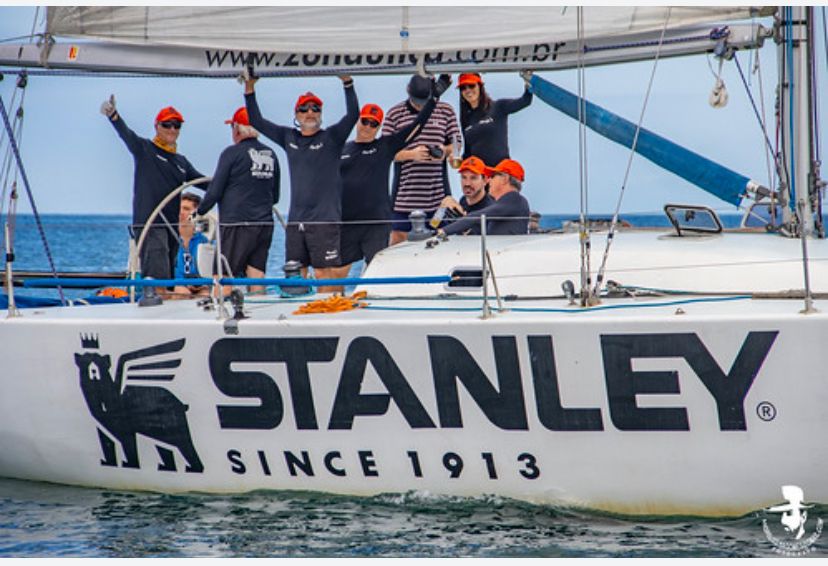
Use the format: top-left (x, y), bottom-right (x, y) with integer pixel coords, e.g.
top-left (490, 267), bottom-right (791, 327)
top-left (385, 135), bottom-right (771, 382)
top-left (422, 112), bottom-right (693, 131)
top-left (245, 76), bottom-right (358, 293)
top-left (438, 156), bottom-right (495, 234)
top-left (197, 107), bottom-right (280, 294)
top-left (101, 96), bottom-right (208, 291)
top-left (440, 159), bottom-right (530, 236)
top-left (383, 74), bottom-right (460, 245)
top-left (458, 72), bottom-right (533, 167)
top-left (334, 78), bottom-right (447, 277)
top-left (174, 193), bottom-right (210, 297)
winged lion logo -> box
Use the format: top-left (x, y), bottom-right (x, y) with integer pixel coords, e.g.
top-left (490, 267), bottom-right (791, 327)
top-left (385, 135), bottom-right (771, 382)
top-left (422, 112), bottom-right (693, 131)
top-left (74, 335), bottom-right (204, 473)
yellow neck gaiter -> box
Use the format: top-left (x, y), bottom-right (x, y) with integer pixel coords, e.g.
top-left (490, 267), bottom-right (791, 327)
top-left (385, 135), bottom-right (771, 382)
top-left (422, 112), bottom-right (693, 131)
top-left (152, 136), bottom-right (177, 154)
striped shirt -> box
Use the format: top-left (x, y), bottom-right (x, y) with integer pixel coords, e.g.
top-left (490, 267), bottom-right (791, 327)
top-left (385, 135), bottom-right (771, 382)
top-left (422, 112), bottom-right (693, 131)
top-left (382, 100), bottom-right (460, 213)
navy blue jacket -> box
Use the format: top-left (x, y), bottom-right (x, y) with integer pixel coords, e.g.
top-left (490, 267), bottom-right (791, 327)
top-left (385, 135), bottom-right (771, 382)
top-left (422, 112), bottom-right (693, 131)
top-left (340, 97), bottom-right (437, 222)
top-left (461, 89), bottom-right (533, 167)
top-left (110, 115), bottom-right (207, 228)
top-left (443, 190), bottom-right (530, 236)
top-left (246, 85), bottom-right (358, 222)
top-left (198, 137), bottom-right (280, 223)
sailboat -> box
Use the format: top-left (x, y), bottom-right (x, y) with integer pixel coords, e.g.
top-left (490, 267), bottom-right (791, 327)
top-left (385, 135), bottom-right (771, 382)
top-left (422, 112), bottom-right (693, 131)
top-left (0, 6), bottom-right (825, 516)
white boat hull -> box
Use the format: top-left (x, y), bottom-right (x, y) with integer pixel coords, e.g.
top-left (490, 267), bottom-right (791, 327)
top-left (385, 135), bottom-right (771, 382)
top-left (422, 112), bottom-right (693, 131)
top-left (1, 284), bottom-right (825, 516)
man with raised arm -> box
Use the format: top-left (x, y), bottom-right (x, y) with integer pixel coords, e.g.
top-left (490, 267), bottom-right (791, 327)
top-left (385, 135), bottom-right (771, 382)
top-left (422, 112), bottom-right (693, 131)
top-left (333, 75), bottom-right (449, 277)
top-left (383, 74), bottom-right (461, 245)
top-left (100, 96), bottom-right (208, 287)
top-left (244, 75), bottom-right (358, 293)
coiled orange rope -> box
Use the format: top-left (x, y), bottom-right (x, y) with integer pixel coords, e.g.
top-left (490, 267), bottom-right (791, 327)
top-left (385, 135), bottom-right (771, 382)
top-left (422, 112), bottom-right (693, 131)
top-left (293, 291), bottom-right (368, 315)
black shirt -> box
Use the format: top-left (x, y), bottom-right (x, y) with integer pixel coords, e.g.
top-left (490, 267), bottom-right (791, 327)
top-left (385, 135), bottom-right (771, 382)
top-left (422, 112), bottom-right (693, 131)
top-left (197, 137), bottom-right (280, 223)
top-left (443, 190), bottom-right (530, 236)
top-left (461, 89), bottom-right (533, 167)
top-left (110, 115), bottom-right (207, 228)
top-left (246, 84), bottom-right (358, 222)
top-left (460, 193), bottom-right (495, 213)
top-left (340, 97), bottom-right (437, 222)
top-left (449, 193), bottom-right (496, 235)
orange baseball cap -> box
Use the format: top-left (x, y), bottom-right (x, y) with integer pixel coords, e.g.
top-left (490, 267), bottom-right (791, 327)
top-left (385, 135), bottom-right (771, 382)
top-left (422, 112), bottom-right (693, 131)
top-left (295, 92), bottom-right (323, 111)
top-left (458, 156), bottom-right (489, 176)
top-left (155, 106), bottom-right (184, 123)
top-left (224, 107), bottom-right (250, 126)
top-left (359, 103), bottom-right (384, 123)
top-left (457, 73), bottom-right (483, 88)
top-left (489, 159), bottom-right (525, 182)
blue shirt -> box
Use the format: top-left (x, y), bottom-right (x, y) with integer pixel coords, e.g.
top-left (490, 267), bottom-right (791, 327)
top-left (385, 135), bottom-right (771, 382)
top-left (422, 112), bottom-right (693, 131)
top-left (174, 232), bottom-right (208, 279)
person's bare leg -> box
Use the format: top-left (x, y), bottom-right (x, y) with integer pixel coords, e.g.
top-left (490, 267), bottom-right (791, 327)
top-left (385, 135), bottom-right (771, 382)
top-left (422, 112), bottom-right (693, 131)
top-left (329, 264), bottom-right (352, 279)
top-left (389, 230), bottom-right (408, 246)
top-left (314, 267), bottom-right (343, 294)
top-left (245, 265), bottom-right (266, 295)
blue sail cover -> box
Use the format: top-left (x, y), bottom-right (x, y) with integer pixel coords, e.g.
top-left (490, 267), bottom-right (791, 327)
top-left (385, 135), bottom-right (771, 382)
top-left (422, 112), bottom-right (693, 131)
top-left (530, 75), bottom-right (748, 206)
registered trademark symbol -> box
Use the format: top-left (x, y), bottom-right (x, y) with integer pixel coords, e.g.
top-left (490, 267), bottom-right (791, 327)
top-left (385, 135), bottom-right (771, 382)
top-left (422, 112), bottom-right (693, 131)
top-left (757, 401), bottom-right (777, 421)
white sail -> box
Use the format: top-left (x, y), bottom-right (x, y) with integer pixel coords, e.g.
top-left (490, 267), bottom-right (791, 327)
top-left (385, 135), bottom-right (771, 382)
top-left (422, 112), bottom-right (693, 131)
top-left (46, 6), bottom-right (769, 53)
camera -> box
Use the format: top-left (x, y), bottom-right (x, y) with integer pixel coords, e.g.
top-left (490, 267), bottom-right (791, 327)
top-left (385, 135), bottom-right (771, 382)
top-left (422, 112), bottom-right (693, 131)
top-left (427, 145), bottom-right (444, 159)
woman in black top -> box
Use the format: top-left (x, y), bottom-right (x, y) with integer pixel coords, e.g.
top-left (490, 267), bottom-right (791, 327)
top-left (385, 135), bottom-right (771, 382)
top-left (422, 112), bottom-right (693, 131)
top-left (458, 72), bottom-right (533, 167)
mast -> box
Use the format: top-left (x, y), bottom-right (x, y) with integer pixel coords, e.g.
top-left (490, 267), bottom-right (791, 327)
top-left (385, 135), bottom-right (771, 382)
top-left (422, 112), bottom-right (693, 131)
top-left (777, 6), bottom-right (817, 235)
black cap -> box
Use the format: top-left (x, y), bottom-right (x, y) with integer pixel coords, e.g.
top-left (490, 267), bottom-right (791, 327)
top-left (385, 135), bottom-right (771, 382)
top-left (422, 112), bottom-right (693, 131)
top-left (407, 74), bottom-right (432, 106)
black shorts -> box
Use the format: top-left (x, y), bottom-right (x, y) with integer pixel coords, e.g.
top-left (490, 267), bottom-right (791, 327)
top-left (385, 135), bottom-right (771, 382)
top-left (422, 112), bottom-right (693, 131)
top-left (285, 222), bottom-right (341, 268)
top-left (340, 223), bottom-right (391, 265)
top-left (220, 224), bottom-right (274, 276)
top-left (135, 225), bottom-right (177, 280)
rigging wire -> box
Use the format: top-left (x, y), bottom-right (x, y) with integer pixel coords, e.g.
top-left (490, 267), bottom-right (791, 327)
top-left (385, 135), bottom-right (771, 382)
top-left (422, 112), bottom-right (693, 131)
top-left (575, 6), bottom-right (593, 307)
top-left (753, 49), bottom-right (777, 190)
top-left (785, 7), bottom-right (797, 208)
top-left (590, 10), bottom-right (671, 298)
top-left (752, 46), bottom-right (777, 218)
top-left (808, 7), bottom-right (823, 236)
top-left (0, 82), bottom-right (26, 243)
top-left (733, 54), bottom-right (776, 157)
top-left (0, 95), bottom-right (65, 305)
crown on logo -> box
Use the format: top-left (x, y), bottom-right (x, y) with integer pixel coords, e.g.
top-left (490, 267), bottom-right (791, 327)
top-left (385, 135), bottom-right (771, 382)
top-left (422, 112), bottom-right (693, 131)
top-left (80, 334), bottom-right (99, 349)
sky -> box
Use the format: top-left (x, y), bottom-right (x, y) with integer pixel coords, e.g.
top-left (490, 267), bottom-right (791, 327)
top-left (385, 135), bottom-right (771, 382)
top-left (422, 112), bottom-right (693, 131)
top-left (0, 5), bottom-right (825, 217)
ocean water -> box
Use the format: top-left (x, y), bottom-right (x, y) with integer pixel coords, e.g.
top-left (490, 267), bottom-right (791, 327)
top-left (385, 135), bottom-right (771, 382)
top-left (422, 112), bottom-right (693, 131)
top-left (2, 477), bottom-right (825, 558)
top-left (2, 212), bottom-right (825, 558)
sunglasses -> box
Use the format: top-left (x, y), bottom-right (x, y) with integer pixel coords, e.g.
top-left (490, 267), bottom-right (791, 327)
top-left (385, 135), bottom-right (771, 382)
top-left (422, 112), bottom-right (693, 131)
top-left (297, 104), bottom-right (321, 113)
top-left (159, 121), bottom-right (182, 129)
top-left (360, 118), bottom-right (380, 128)
top-left (459, 84), bottom-right (478, 92)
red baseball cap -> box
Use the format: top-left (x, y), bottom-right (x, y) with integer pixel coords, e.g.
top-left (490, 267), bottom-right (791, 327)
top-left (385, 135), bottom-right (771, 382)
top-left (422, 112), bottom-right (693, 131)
top-left (488, 159), bottom-right (525, 182)
top-left (359, 103), bottom-right (384, 124)
top-left (155, 106), bottom-right (184, 123)
top-left (458, 156), bottom-right (489, 176)
top-left (224, 107), bottom-right (250, 126)
top-left (457, 73), bottom-right (483, 88)
top-left (295, 92), bottom-right (323, 111)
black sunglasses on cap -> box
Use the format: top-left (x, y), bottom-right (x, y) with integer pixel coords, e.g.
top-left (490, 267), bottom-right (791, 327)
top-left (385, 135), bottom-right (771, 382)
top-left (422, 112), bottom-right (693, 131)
top-left (159, 121), bottom-right (182, 129)
top-left (360, 118), bottom-right (380, 128)
top-left (297, 104), bottom-right (321, 113)
top-left (459, 84), bottom-right (478, 92)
